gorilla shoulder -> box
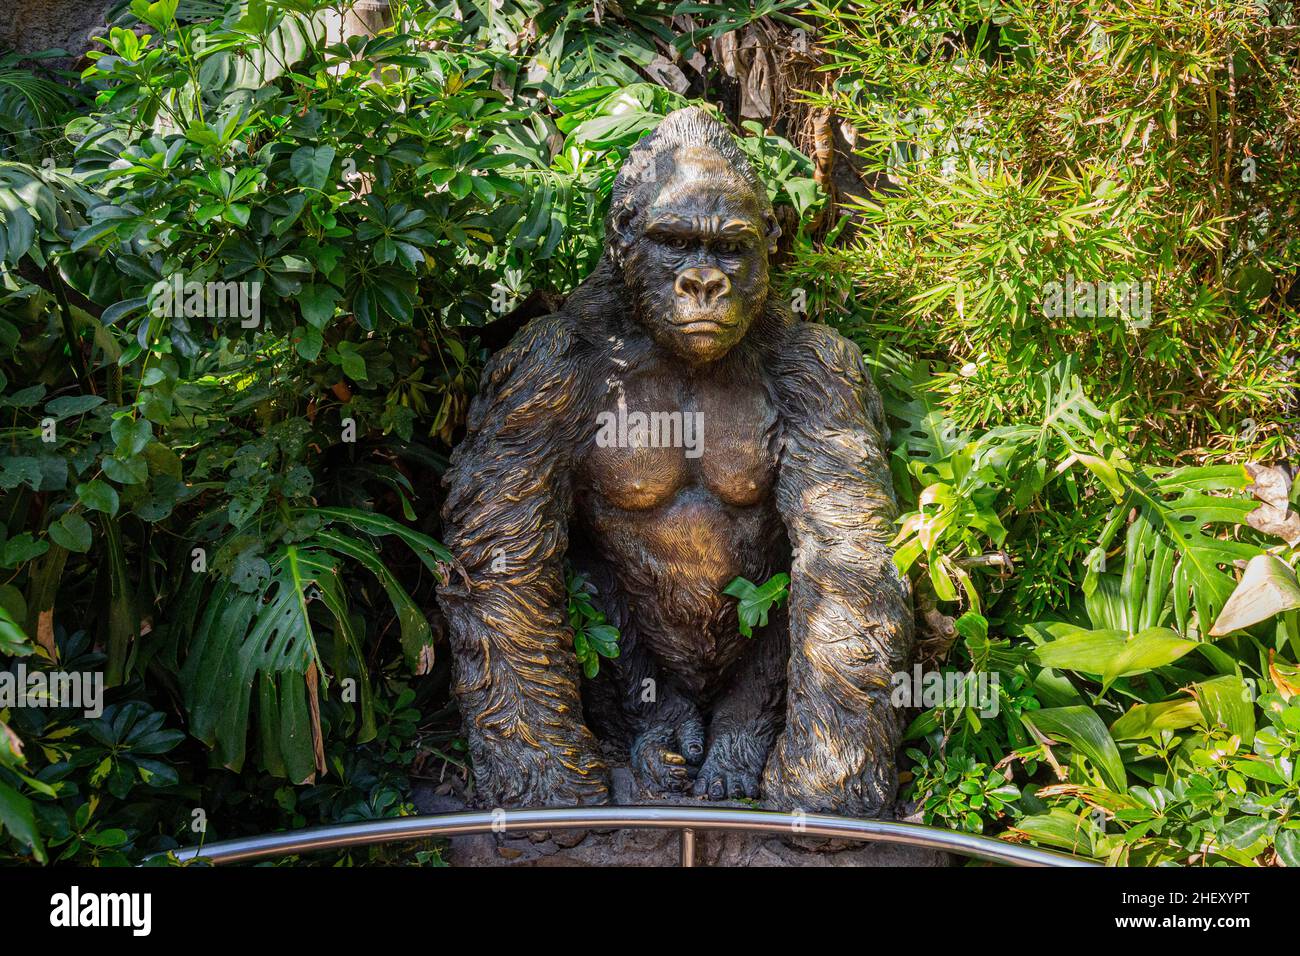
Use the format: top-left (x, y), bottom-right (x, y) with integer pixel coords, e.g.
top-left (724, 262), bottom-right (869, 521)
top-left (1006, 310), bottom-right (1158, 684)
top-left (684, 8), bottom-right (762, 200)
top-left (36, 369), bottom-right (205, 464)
top-left (772, 320), bottom-right (887, 434)
top-left (462, 311), bottom-right (586, 439)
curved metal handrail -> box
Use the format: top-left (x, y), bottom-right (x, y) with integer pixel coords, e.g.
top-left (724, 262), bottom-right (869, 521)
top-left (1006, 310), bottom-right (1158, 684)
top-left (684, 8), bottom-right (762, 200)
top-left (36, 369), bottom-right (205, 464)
top-left (161, 806), bottom-right (1097, 867)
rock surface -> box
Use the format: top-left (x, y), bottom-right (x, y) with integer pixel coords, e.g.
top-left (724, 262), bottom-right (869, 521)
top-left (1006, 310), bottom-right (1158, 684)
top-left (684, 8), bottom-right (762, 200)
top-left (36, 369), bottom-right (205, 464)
top-left (2, 1), bottom-right (117, 63)
top-left (413, 767), bottom-right (952, 868)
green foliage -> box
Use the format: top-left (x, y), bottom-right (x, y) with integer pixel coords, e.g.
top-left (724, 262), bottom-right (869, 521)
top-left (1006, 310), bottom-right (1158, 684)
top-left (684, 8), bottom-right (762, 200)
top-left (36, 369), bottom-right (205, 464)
top-left (173, 508), bottom-right (448, 783)
top-left (724, 573), bottom-right (790, 637)
top-left (0, 0), bottom-right (827, 866)
top-left (884, 349), bottom-right (1299, 864)
top-left (907, 746), bottom-right (1021, 834)
top-left (0, 50), bottom-right (83, 166)
top-left (805, 0), bottom-right (1300, 459)
top-left (0, 628), bottom-right (187, 865)
top-left (566, 571), bottom-right (620, 678)
top-left (3, 0), bottom-right (1295, 869)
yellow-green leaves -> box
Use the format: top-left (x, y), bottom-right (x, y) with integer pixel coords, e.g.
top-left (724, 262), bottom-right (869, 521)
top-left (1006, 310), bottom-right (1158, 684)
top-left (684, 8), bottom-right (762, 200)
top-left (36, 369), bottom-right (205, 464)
top-left (1029, 622), bottom-right (1197, 693)
top-left (1191, 676), bottom-right (1256, 745)
top-left (1109, 699), bottom-right (1202, 741)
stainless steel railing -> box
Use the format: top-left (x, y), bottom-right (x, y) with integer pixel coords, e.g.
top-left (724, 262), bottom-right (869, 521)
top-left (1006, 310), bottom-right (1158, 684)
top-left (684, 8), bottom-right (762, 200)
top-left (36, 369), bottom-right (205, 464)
top-left (161, 806), bottom-right (1097, 867)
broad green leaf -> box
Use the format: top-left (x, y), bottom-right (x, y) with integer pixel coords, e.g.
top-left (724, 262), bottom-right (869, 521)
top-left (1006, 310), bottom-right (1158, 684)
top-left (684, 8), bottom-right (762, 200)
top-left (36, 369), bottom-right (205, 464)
top-left (723, 573), bottom-right (789, 637)
top-left (0, 780), bottom-right (45, 862)
top-left (290, 145), bottom-right (336, 191)
top-left (1218, 816), bottom-right (1271, 853)
top-left (1, 534), bottom-right (48, 567)
top-left (48, 512), bottom-right (92, 553)
top-left (334, 343), bottom-right (367, 382)
top-left (298, 283), bottom-right (341, 329)
top-left (0, 605), bottom-right (32, 657)
top-left (292, 324), bottom-right (322, 361)
top-left (44, 394), bottom-right (106, 419)
top-left (1030, 624), bottom-right (1196, 691)
top-left (1024, 705), bottom-right (1126, 792)
top-left (308, 507), bottom-right (452, 569)
top-left (179, 545), bottom-right (331, 783)
top-left (1192, 675), bottom-right (1256, 744)
top-left (1006, 808), bottom-right (1099, 857)
top-left (111, 416), bottom-right (152, 456)
top-left (317, 529), bottom-right (432, 678)
top-left (1110, 699), bottom-right (1202, 740)
top-left (0, 457), bottom-right (41, 492)
top-left (1276, 828), bottom-right (1300, 867)
top-left (76, 480), bottom-right (119, 516)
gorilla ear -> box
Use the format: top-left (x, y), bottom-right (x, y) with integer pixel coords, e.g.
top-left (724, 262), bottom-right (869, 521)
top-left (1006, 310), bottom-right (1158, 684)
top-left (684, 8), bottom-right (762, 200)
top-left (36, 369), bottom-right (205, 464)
top-left (763, 210), bottom-right (782, 255)
top-left (608, 201), bottom-right (638, 266)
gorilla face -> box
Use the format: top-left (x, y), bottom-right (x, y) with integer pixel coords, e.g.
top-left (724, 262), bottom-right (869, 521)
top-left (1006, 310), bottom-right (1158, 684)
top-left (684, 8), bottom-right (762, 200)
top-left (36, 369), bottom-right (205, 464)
top-left (616, 147), bottom-right (778, 366)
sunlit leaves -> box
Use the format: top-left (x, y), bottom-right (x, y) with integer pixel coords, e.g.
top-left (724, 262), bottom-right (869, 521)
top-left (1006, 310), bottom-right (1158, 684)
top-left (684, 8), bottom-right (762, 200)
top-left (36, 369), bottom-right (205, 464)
top-left (724, 573), bottom-right (790, 638)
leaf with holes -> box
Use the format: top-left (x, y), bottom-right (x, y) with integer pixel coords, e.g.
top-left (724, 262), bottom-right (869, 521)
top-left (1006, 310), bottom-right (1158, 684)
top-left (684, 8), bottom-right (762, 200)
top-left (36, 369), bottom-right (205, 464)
top-left (175, 509), bottom-right (449, 778)
top-left (1087, 465), bottom-right (1263, 637)
top-left (178, 545), bottom-right (336, 783)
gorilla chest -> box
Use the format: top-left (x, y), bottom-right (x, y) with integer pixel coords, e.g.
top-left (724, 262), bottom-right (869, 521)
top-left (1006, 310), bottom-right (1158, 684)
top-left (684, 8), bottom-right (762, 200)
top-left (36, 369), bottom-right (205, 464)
top-left (578, 374), bottom-right (780, 513)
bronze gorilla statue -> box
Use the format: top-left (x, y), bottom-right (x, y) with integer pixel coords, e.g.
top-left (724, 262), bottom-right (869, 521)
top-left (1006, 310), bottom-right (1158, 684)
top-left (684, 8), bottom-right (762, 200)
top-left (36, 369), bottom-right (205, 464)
top-left (436, 107), bottom-right (912, 816)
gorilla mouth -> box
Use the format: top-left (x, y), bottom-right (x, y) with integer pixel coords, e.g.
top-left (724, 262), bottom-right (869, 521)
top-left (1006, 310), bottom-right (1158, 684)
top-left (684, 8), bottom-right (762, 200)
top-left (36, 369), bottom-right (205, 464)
top-left (668, 307), bottom-right (737, 333)
top-left (671, 318), bottom-right (732, 333)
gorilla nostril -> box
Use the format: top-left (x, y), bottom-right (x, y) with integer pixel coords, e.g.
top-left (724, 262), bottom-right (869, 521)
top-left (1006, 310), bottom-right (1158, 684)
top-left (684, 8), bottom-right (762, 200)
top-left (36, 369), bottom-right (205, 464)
top-left (675, 267), bottom-right (730, 306)
top-left (701, 272), bottom-right (730, 302)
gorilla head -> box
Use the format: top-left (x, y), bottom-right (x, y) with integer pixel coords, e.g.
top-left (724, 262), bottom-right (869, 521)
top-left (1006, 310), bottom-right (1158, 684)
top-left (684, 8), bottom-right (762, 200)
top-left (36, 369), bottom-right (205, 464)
top-left (607, 108), bottom-right (781, 366)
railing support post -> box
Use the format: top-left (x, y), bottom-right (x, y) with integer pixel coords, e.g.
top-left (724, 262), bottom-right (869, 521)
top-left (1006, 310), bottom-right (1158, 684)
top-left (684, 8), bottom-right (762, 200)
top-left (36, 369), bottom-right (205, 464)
top-left (680, 827), bottom-right (696, 867)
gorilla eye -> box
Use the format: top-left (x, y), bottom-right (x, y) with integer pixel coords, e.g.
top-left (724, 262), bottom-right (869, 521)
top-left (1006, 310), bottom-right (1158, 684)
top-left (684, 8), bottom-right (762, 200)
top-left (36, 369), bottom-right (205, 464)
top-left (716, 239), bottom-right (744, 255)
top-left (663, 236), bottom-right (691, 251)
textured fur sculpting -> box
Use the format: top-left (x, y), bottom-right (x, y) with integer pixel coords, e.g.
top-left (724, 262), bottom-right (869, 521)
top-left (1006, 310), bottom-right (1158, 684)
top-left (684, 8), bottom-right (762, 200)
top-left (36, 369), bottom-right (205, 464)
top-left (437, 108), bottom-right (912, 814)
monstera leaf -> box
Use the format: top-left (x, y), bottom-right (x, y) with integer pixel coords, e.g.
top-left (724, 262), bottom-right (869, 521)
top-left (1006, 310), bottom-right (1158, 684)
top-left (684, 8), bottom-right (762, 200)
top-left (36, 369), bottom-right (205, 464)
top-left (1155, 470), bottom-right (1263, 635)
top-left (176, 509), bottom-right (449, 783)
top-left (181, 545), bottom-right (346, 782)
top-left (196, 6), bottom-right (328, 99)
top-left (0, 161), bottom-right (92, 266)
top-left (884, 359), bottom-right (967, 475)
top-left (1083, 464), bottom-right (1262, 638)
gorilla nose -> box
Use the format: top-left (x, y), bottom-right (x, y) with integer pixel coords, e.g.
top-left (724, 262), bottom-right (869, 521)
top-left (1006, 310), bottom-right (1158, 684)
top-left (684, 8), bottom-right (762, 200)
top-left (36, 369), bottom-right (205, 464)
top-left (674, 267), bottom-right (731, 307)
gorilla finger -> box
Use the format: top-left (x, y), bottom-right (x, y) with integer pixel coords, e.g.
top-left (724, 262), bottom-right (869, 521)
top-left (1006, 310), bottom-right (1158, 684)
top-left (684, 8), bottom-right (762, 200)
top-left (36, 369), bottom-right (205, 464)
top-left (661, 750), bottom-right (686, 767)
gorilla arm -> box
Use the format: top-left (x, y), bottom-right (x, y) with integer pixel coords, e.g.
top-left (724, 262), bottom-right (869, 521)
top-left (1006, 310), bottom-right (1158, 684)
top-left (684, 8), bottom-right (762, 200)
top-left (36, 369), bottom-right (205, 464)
top-left (437, 315), bottom-right (609, 807)
top-left (763, 321), bottom-right (914, 816)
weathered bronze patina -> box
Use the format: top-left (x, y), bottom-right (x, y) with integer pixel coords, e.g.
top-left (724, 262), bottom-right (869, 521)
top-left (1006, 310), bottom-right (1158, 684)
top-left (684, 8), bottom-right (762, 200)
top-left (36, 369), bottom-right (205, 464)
top-left (437, 107), bottom-right (912, 816)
